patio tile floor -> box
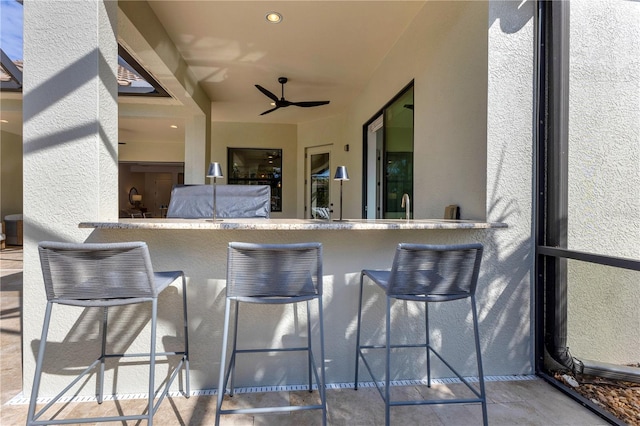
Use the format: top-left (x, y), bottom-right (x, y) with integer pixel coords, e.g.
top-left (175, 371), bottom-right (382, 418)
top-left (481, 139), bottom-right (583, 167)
top-left (0, 247), bottom-right (607, 425)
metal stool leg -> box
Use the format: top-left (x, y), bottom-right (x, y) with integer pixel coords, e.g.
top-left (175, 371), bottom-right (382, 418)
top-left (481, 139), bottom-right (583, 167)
top-left (425, 301), bottom-right (431, 387)
top-left (215, 298), bottom-right (232, 426)
top-left (306, 300), bottom-right (313, 392)
top-left (181, 274), bottom-right (191, 396)
top-left (98, 306), bottom-right (108, 404)
top-left (354, 272), bottom-right (365, 390)
top-left (384, 296), bottom-right (392, 426)
top-left (26, 302), bottom-right (53, 426)
top-left (317, 294), bottom-right (328, 425)
top-left (147, 299), bottom-right (158, 426)
top-left (228, 300), bottom-right (240, 396)
top-left (471, 296), bottom-right (488, 426)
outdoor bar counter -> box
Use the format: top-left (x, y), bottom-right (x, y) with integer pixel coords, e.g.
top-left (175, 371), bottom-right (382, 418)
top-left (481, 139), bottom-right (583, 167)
top-left (78, 218), bottom-right (507, 393)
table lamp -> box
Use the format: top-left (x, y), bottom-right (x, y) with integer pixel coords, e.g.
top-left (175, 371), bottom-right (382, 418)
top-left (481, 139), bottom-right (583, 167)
top-left (333, 166), bottom-right (349, 221)
top-left (207, 162), bottom-right (224, 221)
top-left (131, 194), bottom-right (142, 209)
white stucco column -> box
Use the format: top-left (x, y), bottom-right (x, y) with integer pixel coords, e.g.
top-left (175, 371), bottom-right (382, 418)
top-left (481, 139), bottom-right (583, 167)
top-left (486, 1), bottom-right (536, 370)
top-left (184, 115), bottom-right (207, 184)
top-left (22, 0), bottom-right (118, 394)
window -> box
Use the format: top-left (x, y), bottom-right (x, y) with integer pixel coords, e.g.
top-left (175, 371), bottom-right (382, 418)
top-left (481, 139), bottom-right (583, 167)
top-left (117, 45), bottom-right (169, 97)
top-left (363, 82), bottom-right (414, 219)
top-left (227, 148), bottom-right (282, 212)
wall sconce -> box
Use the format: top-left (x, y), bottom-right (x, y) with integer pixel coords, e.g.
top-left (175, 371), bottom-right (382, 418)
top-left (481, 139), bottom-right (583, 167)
top-left (333, 166), bottom-right (349, 221)
top-left (206, 162), bottom-right (224, 221)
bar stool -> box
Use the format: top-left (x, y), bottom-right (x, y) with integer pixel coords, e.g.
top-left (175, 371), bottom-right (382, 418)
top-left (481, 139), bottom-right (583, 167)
top-left (27, 241), bottom-right (190, 426)
top-left (215, 242), bottom-right (327, 425)
top-left (354, 243), bottom-right (487, 426)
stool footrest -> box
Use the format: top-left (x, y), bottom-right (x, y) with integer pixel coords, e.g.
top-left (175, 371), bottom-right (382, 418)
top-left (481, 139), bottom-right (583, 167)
top-left (359, 343), bottom-right (428, 350)
top-left (388, 397), bottom-right (485, 407)
top-left (29, 355), bottom-right (188, 425)
top-left (235, 346), bottom-right (309, 354)
top-left (104, 350), bottom-right (186, 358)
top-left (219, 403), bottom-right (325, 416)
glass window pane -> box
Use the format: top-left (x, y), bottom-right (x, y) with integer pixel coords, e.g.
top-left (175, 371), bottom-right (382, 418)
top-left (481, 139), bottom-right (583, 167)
top-left (383, 85), bottom-right (414, 219)
top-left (117, 56), bottom-right (158, 95)
top-left (309, 152), bottom-right (330, 219)
top-left (228, 148), bottom-right (282, 212)
top-left (567, 1), bottom-right (640, 259)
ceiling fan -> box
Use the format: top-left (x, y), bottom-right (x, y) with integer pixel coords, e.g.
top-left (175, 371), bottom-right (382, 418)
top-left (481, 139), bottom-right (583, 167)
top-left (256, 77), bottom-right (330, 116)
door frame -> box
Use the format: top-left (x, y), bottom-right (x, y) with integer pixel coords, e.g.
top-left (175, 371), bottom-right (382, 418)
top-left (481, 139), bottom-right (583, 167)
top-left (305, 145), bottom-right (332, 219)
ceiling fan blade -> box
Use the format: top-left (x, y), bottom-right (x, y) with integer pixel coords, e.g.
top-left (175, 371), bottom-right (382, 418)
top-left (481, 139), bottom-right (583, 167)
top-left (255, 84), bottom-right (279, 102)
top-left (257, 78), bottom-right (329, 115)
top-left (290, 100), bottom-right (330, 108)
top-left (260, 106), bottom-right (280, 115)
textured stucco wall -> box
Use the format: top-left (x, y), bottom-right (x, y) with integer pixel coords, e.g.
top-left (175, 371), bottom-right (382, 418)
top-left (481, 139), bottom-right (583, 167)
top-left (566, 0), bottom-right (640, 364)
top-left (485, 0), bottom-right (536, 374)
top-left (22, 1), bottom-right (119, 395)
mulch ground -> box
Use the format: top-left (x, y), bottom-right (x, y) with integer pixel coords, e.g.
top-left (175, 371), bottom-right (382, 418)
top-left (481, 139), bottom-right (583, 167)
top-left (554, 371), bottom-right (640, 425)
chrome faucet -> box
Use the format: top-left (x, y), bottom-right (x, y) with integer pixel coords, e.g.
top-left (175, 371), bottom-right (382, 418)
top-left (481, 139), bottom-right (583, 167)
top-left (401, 193), bottom-right (410, 220)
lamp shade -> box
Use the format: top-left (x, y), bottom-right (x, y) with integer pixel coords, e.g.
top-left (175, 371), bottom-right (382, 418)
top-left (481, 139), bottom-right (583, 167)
top-left (131, 194), bottom-right (142, 202)
top-left (207, 162), bottom-right (224, 178)
top-left (334, 166), bottom-right (349, 181)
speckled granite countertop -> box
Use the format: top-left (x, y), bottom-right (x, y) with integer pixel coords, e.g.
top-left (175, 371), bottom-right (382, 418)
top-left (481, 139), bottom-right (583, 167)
top-left (80, 218), bottom-right (507, 230)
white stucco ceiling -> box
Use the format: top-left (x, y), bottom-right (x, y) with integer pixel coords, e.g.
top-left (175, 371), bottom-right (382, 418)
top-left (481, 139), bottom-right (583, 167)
top-left (139, 1), bottom-right (425, 125)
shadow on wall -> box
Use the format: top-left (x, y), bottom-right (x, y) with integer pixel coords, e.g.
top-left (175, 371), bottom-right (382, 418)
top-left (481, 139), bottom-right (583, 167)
top-left (489, 0), bottom-right (533, 34)
top-left (343, 143), bottom-right (533, 380)
top-left (29, 284), bottom-right (187, 396)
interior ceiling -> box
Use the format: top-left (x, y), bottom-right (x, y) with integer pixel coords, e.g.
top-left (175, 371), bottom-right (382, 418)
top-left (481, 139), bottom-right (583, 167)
top-left (119, 116), bottom-right (185, 144)
top-left (141, 0), bottom-right (425, 125)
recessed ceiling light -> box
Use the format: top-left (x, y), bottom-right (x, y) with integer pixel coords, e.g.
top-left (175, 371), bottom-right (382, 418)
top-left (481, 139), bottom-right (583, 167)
top-left (0, 119), bottom-right (8, 123)
top-left (265, 12), bottom-right (282, 24)
top-left (170, 124), bottom-right (178, 129)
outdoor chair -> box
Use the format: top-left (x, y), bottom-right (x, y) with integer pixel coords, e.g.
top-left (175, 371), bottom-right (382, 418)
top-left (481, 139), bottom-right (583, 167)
top-left (354, 243), bottom-right (487, 426)
top-left (215, 242), bottom-right (327, 425)
top-left (27, 241), bottom-right (190, 426)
